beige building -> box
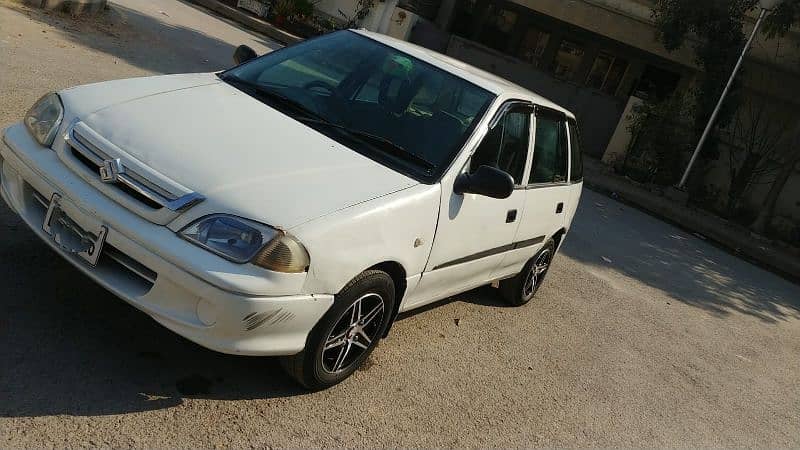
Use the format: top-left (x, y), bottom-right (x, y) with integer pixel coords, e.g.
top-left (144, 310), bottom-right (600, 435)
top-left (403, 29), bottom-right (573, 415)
top-left (380, 0), bottom-right (800, 242)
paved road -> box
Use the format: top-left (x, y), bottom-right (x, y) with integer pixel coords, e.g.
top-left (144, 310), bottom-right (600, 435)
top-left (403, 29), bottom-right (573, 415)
top-left (1, 1), bottom-right (799, 447)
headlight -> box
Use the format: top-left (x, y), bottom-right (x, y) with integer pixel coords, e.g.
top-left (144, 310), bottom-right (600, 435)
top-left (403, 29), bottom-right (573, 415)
top-left (180, 215), bottom-right (310, 273)
top-left (24, 93), bottom-right (64, 147)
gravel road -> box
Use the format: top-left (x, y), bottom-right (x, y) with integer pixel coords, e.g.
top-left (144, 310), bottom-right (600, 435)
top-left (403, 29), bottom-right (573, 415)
top-left (1, 1), bottom-right (799, 447)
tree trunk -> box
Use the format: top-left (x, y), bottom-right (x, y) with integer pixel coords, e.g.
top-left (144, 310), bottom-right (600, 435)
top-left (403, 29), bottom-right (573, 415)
top-left (752, 147), bottom-right (800, 234)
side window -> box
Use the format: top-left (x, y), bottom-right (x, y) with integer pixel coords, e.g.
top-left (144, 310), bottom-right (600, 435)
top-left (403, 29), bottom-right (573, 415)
top-left (530, 114), bottom-right (568, 184)
top-left (568, 119), bottom-right (584, 182)
top-left (470, 107), bottom-right (531, 185)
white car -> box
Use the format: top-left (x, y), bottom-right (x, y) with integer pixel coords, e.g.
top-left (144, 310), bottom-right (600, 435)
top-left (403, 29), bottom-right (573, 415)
top-left (1, 30), bottom-right (583, 389)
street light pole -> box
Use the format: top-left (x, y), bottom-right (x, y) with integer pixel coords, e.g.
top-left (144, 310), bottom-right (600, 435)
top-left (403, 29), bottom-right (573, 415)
top-left (677, 3), bottom-right (777, 189)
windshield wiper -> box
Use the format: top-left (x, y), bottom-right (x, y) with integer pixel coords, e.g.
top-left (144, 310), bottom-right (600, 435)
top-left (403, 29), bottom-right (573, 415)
top-left (298, 118), bottom-right (436, 171)
top-left (223, 76), bottom-right (327, 122)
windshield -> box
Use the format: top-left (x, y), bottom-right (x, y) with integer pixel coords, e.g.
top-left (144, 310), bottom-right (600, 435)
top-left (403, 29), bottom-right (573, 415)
top-left (222, 31), bottom-right (496, 182)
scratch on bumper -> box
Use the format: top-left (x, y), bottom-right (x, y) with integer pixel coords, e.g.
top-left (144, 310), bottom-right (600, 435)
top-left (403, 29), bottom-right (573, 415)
top-left (243, 310), bottom-right (296, 331)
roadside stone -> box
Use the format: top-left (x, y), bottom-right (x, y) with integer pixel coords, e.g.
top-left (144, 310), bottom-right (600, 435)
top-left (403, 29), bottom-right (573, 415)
top-left (26, 0), bottom-right (107, 16)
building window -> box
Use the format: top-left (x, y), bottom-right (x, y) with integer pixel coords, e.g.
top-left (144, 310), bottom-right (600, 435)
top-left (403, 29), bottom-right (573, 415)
top-left (397, 0), bottom-right (442, 21)
top-left (586, 51), bottom-right (629, 95)
top-left (518, 27), bottom-right (550, 67)
top-left (633, 65), bottom-right (681, 101)
top-left (552, 40), bottom-right (585, 81)
top-left (450, 0), bottom-right (477, 38)
top-left (477, 6), bottom-right (519, 52)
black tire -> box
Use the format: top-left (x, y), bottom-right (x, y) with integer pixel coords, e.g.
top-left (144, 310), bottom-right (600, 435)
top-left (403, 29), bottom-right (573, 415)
top-left (280, 270), bottom-right (395, 390)
top-left (500, 238), bottom-right (556, 306)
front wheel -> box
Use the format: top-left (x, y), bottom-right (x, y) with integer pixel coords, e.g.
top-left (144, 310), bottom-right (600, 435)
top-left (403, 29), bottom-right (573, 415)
top-left (280, 270), bottom-right (395, 390)
top-left (500, 238), bottom-right (555, 306)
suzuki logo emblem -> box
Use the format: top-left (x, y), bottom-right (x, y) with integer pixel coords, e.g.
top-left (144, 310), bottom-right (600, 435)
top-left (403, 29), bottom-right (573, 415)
top-left (99, 158), bottom-right (123, 183)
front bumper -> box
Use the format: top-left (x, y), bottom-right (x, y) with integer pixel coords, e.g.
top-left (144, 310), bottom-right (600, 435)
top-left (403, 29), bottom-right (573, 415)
top-left (0, 123), bottom-right (333, 356)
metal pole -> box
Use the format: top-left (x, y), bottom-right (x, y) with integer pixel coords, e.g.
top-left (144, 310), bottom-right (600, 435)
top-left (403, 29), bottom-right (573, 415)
top-left (677, 7), bottom-right (768, 189)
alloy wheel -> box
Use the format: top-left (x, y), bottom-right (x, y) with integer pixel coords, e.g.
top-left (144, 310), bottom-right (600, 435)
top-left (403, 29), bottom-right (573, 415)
top-left (321, 293), bottom-right (385, 373)
top-left (522, 248), bottom-right (552, 299)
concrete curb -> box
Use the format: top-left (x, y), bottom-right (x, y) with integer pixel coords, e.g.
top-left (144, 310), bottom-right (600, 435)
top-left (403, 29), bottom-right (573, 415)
top-left (185, 0), bottom-right (303, 45)
top-left (583, 158), bottom-right (800, 282)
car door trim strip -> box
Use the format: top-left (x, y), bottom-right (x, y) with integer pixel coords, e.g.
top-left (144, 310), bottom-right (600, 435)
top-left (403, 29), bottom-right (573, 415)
top-left (432, 235), bottom-right (545, 271)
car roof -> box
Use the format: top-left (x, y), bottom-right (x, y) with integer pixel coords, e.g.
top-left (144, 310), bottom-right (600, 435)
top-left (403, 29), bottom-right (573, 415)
top-left (352, 29), bottom-right (576, 119)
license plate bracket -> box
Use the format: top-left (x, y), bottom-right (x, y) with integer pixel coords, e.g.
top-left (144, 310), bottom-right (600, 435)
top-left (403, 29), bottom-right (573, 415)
top-left (42, 193), bottom-right (107, 266)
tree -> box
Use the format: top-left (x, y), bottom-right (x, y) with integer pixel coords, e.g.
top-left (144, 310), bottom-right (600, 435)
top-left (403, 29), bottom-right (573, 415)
top-left (622, 94), bottom-right (694, 185)
top-left (652, 0), bottom-right (800, 232)
top-left (762, 0), bottom-right (800, 37)
top-left (337, 0), bottom-right (376, 28)
top-left (651, 0), bottom-right (800, 149)
top-left (723, 96), bottom-right (791, 218)
top-left (752, 130), bottom-right (800, 233)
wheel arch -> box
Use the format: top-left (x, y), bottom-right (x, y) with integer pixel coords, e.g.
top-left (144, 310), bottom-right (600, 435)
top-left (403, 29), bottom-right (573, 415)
top-left (359, 261), bottom-right (407, 337)
top-left (551, 227), bottom-right (567, 252)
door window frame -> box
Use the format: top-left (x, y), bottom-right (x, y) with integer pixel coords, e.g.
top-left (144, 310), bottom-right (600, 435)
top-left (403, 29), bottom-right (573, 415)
top-left (524, 105), bottom-right (571, 190)
top-left (468, 99), bottom-right (535, 189)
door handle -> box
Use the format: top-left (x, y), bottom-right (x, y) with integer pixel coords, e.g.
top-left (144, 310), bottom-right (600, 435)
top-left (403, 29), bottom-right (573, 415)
top-left (556, 202), bottom-right (564, 214)
top-left (506, 209), bottom-right (517, 223)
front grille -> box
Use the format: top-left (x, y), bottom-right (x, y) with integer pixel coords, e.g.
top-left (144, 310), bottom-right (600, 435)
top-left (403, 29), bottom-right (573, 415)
top-left (104, 245), bottom-right (158, 286)
top-left (70, 145), bottom-right (97, 172)
top-left (69, 147), bottom-right (163, 209)
top-left (31, 187), bottom-right (49, 208)
top-left (64, 124), bottom-right (204, 214)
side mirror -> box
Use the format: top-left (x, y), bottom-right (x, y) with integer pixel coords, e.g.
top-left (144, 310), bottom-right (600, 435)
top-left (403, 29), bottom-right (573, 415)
top-left (454, 165), bottom-right (514, 199)
top-left (233, 45), bottom-right (258, 65)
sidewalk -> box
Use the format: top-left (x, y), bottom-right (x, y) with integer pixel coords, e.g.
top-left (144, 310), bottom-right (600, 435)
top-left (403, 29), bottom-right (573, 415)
top-left (583, 157), bottom-right (800, 281)
top-left (185, 0), bottom-right (303, 45)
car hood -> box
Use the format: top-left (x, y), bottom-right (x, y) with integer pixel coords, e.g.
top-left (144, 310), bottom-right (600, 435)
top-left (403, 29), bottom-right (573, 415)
top-left (66, 73), bottom-right (419, 230)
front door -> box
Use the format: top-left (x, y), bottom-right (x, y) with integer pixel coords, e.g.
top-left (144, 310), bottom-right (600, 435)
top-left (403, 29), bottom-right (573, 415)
top-left (404, 102), bottom-right (533, 309)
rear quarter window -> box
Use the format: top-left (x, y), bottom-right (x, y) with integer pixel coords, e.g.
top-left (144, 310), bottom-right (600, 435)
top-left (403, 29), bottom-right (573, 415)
top-left (568, 118), bottom-right (583, 182)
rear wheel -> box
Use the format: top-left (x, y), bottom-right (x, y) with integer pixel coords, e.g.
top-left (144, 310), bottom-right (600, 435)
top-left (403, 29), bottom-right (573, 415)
top-left (500, 238), bottom-right (555, 306)
top-left (280, 270), bottom-right (395, 390)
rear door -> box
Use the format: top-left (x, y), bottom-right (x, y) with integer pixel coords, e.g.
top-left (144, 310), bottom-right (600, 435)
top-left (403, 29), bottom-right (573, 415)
top-left (495, 106), bottom-right (572, 279)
